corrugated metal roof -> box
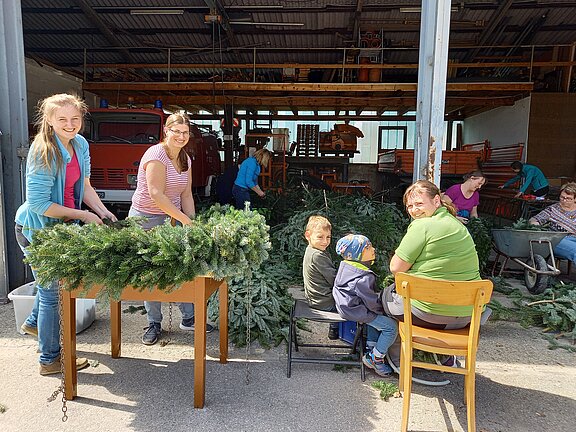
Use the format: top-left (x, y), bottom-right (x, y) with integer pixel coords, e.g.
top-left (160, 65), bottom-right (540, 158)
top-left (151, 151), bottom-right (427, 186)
top-left (19, 1), bottom-right (576, 112)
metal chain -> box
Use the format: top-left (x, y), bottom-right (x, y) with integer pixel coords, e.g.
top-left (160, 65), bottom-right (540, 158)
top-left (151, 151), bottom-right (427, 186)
top-left (245, 281), bottom-right (252, 384)
top-left (160, 302), bottom-right (173, 347)
top-left (47, 282), bottom-right (68, 422)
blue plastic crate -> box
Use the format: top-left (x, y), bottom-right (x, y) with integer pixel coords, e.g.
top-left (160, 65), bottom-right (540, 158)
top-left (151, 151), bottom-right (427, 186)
top-left (338, 320), bottom-right (357, 345)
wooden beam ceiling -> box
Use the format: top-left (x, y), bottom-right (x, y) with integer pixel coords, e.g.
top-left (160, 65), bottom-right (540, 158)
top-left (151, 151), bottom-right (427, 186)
top-left (83, 81), bottom-right (533, 92)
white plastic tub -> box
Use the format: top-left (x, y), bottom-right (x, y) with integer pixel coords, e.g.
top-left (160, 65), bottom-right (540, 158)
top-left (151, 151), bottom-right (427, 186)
top-left (7, 282), bottom-right (96, 334)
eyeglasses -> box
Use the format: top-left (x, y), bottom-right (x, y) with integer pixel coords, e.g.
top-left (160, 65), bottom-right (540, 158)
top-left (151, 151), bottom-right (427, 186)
top-left (559, 195), bottom-right (574, 201)
top-left (168, 129), bottom-right (190, 137)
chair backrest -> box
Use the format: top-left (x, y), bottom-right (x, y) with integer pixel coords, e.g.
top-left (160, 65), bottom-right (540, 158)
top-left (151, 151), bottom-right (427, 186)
top-left (394, 272), bottom-right (493, 348)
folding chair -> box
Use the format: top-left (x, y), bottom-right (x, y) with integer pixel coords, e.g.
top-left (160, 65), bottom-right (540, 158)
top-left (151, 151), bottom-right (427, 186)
top-left (286, 298), bottom-right (366, 381)
top-left (395, 272), bottom-right (493, 432)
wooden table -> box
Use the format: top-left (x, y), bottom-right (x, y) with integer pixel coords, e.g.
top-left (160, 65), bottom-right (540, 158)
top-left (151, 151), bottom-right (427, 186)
top-left (61, 276), bottom-right (228, 408)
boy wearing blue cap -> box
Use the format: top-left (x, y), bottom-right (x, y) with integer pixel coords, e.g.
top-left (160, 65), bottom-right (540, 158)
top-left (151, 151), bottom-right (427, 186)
top-left (333, 234), bottom-right (398, 376)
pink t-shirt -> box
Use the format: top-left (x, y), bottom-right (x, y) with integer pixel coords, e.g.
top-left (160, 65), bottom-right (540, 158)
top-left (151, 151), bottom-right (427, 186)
top-left (131, 144), bottom-right (191, 214)
top-left (444, 184), bottom-right (480, 214)
top-left (64, 151), bottom-right (80, 209)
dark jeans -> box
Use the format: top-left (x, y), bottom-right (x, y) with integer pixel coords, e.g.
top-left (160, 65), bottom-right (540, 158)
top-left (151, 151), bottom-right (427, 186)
top-left (232, 185), bottom-right (251, 210)
top-left (533, 186), bottom-right (549, 197)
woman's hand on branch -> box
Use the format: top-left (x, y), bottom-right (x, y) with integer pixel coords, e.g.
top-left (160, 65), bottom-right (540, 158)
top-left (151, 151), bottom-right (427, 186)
top-left (81, 210), bottom-right (104, 225)
top-left (100, 209), bottom-right (118, 222)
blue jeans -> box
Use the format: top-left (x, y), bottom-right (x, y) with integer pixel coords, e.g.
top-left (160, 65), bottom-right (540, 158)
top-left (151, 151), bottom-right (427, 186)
top-left (15, 224), bottom-right (60, 365)
top-left (367, 314), bottom-right (398, 356)
top-left (232, 185), bottom-right (251, 210)
top-left (554, 235), bottom-right (576, 264)
top-left (128, 208), bottom-right (195, 324)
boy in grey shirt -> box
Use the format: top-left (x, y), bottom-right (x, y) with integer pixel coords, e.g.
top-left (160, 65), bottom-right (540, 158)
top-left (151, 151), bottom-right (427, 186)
top-left (302, 215), bottom-right (339, 339)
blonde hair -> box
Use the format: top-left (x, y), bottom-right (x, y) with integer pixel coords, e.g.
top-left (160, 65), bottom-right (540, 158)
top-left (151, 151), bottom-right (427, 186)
top-left (403, 180), bottom-right (457, 217)
top-left (254, 148), bottom-right (272, 167)
top-left (305, 215), bottom-right (332, 233)
top-left (163, 111), bottom-right (190, 171)
top-left (30, 93), bottom-right (87, 171)
top-left (561, 182), bottom-right (576, 197)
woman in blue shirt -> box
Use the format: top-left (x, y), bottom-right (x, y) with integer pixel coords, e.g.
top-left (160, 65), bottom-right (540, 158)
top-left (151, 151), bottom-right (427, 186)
top-left (232, 148), bottom-right (272, 209)
top-left (15, 93), bottom-right (116, 376)
top-left (499, 161), bottom-right (549, 198)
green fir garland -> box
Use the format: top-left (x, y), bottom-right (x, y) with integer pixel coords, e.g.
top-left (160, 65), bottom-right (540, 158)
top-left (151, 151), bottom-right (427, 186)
top-left (25, 205), bottom-right (270, 300)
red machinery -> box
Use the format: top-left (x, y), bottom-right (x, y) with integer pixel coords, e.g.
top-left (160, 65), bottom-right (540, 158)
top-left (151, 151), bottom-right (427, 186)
top-left (85, 104), bottom-right (221, 207)
top-left (319, 123), bottom-right (364, 154)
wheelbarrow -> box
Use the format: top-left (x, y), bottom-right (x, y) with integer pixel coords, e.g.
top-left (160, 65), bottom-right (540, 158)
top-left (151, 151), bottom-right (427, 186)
top-left (491, 229), bottom-right (568, 294)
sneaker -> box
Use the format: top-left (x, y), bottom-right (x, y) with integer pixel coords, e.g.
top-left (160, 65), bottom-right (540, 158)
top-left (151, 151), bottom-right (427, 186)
top-left (362, 351), bottom-right (393, 377)
top-left (39, 355), bottom-right (89, 376)
top-left (328, 326), bottom-right (339, 340)
top-left (21, 322), bottom-right (38, 337)
top-left (441, 355), bottom-right (462, 368)
top-left (142, 322), bottom-right (162, 345)
top-left (179, 317), bottom-right (214, 333)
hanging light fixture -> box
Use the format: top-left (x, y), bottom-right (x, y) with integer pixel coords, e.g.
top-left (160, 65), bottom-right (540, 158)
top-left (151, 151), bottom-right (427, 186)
top-left (130, 9), bottom-right (185, 15)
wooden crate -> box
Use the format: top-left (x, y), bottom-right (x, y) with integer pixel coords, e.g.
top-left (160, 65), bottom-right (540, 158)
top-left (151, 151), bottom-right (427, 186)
top-left (296, 124), bottom-right (319, 157)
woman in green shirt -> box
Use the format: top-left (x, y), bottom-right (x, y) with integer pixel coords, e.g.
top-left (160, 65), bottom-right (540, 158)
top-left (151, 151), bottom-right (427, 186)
top-left (383, 180), bottom-right (481, 330)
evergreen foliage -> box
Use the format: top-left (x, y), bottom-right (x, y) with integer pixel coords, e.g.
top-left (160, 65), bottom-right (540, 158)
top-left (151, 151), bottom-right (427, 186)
top-left (207, 190), bottom-right (408, 347)
top-left (208, 256), bottom-right (295, 348)
top-left (25, 205), bottom-right (270, 300)
top-left (271, 189), bottom-right (408, 286)
top-left (466, 218), bottom-right (493, 274)
top-left (489, 281), bottom-right (576, 349)
top-left (511, 218), bottom-right (552, 231)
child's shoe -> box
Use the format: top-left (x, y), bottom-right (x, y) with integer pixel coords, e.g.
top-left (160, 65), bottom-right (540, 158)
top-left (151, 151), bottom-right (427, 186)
top-left (441, 355), bottom-right (462, 368)
top-left (362, 351), bottom-right (393, 376)
top-left (327, 325), bottom-right (339, 340)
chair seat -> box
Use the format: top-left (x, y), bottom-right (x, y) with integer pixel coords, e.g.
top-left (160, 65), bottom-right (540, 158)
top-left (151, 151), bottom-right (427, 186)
top-left (287, 298), bottom-right (366, 381)
top-left (400, 324), bottom-right (469, 352)
top-left (293, 299), bottom-right (347, 323)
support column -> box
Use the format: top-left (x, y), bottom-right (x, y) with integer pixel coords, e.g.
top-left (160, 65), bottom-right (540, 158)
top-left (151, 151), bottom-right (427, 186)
top-left (223, 105), bottom-right (234, 170)
top-left (413, 0), bottom-right (452, 186)
top-left (0, 0), bottom-right (28, 300)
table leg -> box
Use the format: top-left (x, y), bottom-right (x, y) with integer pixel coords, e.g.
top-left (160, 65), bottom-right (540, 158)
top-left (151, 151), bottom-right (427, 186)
top-left (194, 278), bottom-right (207, 408)
top-left (219, 280), bottom-right (228, 364)
top-left (62, 289), bottom-right (77, 399)
top-left (111, 300), bottom-right (121, 358)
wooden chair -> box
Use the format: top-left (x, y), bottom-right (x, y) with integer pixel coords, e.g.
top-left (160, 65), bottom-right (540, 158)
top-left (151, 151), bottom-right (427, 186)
top-left (395, 272), bottom-right (493, 432)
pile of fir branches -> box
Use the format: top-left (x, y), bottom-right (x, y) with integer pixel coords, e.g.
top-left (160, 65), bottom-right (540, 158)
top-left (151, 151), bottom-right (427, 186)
top-left (466, 217), bottom-right (493, 274)
top-left (270, 190), bottom-right (409, 288)
top-left (25, 205), bottom-right (270, 300)
top-left (489, 281), bottom-right (576, 350)
top-left (206, 190), bottom-right (409, 347)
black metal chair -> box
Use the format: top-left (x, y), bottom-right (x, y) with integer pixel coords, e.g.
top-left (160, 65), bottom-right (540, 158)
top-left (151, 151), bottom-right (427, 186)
top-left (286, 298), bottom-right (366, 381)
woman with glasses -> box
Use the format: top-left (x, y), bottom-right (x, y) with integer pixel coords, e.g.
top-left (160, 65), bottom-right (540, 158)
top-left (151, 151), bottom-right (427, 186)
top-left (530, 182), bottom-right (576, 266)
top-left (129, 112), bottom-right (212, 346)
top-left (232, 148), bottom-right (272, 210)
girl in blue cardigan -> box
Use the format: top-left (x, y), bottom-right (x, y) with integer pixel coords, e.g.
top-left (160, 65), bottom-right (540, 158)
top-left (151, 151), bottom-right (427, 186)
top-left (15, 93), bottom-right (116, 376)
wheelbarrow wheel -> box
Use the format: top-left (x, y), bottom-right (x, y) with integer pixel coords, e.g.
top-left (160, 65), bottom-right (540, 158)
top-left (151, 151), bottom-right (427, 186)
top-left (524, 254), bottom-right (549, 294)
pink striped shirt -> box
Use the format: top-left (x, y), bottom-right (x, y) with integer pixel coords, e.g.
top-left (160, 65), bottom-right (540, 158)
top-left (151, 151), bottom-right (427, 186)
top-left (131, 144), bottom-right (191, 214)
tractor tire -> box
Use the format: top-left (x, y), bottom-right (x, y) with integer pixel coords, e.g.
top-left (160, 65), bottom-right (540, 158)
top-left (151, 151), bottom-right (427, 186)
top-left (524, 254), bottom-right (549, 294)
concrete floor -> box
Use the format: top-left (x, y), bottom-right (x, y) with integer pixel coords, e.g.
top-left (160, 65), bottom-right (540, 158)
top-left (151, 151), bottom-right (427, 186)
top-left (1, 286), bottom-right (575, 432)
